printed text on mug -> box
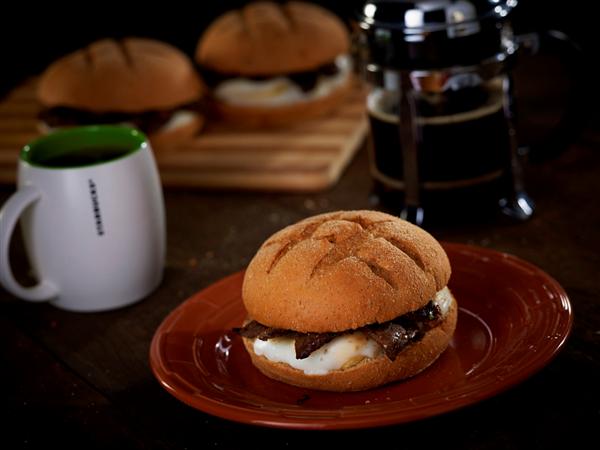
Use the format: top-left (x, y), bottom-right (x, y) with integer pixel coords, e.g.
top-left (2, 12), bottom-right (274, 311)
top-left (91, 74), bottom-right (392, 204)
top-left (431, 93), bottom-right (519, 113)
top-left (88, 179), bottom-right (104, 236)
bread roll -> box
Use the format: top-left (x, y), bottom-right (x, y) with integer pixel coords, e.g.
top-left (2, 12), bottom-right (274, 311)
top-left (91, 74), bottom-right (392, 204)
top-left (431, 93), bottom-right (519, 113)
top-left (37, 38), bottom-right (205, 147)
top-left (238, 210), bottom-right (457, 392)
top-left (243, 210), bottom-right (451, 333)
top-left (38, 38), bottom-right (204, 112)
top-left (195, 2), bottom-right (352, 126)
top-left (196, 1), bottom-right (349, 76)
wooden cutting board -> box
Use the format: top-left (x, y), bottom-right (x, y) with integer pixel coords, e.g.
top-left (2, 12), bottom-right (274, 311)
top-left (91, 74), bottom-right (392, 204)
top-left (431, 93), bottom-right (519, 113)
top-left (0, 79), bottom-right (368, 192)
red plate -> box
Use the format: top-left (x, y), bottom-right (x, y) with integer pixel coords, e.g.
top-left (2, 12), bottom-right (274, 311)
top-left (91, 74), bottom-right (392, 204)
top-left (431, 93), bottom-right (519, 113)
top-left (149, 243), bottom-right (572, 429)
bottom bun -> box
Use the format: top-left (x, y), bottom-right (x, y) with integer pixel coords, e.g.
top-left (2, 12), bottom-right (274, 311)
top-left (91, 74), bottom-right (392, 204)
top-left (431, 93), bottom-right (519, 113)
top-left (149, 112), bottom-right (204, 150)
top-left (37, 112), bottom-right (204, 151)
top-left (243, 295), bottom-right (458, 392)
top-left (210, 77), bottom-right (353, 128)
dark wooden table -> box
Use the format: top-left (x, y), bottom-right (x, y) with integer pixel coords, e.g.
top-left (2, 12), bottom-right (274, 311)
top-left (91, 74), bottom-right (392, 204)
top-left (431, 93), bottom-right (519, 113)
top-left (2, 61), bottom-right (599, 448)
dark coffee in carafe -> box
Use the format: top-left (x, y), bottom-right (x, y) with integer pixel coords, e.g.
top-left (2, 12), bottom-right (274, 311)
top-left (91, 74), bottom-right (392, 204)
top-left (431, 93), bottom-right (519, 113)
top-left (367, 79), bottom-right (513, 221)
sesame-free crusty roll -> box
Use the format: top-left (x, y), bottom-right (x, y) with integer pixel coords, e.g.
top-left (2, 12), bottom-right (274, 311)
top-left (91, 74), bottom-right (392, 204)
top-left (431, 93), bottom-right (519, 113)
top-left (237, 210), bottom-right (457, 392)
top-left (195, 1), bottom-right (353, 127)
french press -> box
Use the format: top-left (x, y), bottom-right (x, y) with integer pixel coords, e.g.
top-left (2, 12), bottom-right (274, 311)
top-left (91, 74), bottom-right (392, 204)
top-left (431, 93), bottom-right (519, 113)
top-left (356, 0), bottom-right (534, 225)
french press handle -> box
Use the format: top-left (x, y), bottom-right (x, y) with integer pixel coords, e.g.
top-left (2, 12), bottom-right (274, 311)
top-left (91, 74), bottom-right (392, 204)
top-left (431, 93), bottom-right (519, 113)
top-left (516, 30), bottom-right (588, 162)
top-left (397, 72), bottom-right (424, 226)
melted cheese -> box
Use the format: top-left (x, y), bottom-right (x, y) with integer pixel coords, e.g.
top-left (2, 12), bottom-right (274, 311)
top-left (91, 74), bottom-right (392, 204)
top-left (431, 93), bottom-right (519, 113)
top-left (253, 287), bottom-right (454, 375)
top-left (254, 331), bottom-right (379, 375)
top-left (434, 287), bottom-right (452, 315)
top-left (215, 54), bottom-right (352, 107)
top-left (161, 110), bottom-right (198, 131)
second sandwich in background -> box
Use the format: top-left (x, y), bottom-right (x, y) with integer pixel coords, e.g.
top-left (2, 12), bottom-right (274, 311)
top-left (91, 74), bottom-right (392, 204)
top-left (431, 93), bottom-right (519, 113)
top-left (196, 1), bottom-right (353, 127)
top-left (37, 38), bottom-right (205, 149)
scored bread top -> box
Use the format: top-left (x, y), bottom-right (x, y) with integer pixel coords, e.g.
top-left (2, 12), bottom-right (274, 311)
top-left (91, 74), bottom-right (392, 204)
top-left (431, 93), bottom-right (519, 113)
top-left (38, 38), bottom-right (204, 113)
top-left (196, 1), bottom-right (349, 76)
top-left (242, 210), bottom-right (451, 333)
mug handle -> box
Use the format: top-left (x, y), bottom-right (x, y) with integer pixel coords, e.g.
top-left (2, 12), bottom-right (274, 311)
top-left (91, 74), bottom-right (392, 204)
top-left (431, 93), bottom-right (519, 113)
top-left (0, 185), bottom-right (59, 301)
top-left (517, 30), bottom-right (588, 162)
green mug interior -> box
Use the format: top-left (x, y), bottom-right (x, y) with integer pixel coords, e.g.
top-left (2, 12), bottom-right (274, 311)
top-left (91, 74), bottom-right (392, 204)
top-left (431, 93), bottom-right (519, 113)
top-left (21, 125), bottom-right (148, 169)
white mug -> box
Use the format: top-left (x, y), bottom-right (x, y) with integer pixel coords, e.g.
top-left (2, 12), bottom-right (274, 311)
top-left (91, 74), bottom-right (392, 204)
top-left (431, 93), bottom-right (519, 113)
top-left (0, 125), bottom-right (165, 312)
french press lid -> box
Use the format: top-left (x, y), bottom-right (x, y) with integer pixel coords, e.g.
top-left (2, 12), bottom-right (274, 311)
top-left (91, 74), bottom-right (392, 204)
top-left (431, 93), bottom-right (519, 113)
top-left (357, 0), bottom-right (518, 70)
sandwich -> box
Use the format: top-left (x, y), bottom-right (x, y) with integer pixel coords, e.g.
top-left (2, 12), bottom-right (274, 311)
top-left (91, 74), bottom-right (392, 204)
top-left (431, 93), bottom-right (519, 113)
top-left (37, 37), bottom-right (205, 148)
top-left (236, 210), bottom-right (458, 392)
top-left (195, 1), bottom-right (352, 127)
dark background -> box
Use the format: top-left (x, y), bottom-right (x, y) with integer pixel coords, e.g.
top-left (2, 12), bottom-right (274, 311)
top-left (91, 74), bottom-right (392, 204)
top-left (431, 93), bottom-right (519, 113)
top-left (1, 2), bottom-right (599, 449)
top-left (2, 0), bottom-right (597, 157)
top-left (1, 0), bottom-right (598, 95)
